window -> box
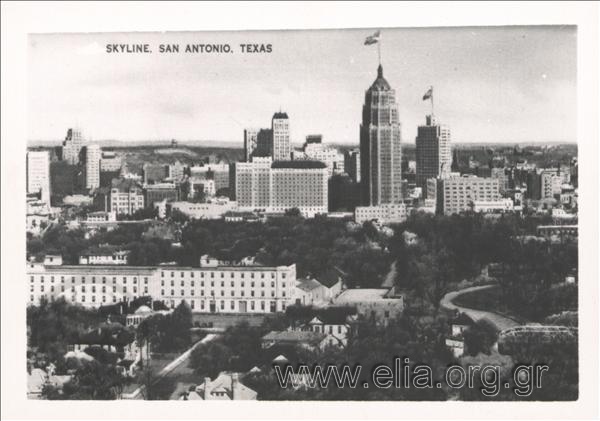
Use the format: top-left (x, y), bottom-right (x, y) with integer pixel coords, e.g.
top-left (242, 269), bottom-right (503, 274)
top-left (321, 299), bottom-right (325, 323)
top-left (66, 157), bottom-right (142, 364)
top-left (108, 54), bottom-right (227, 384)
top-left (81, 286), bottom-right (85, 293)
top-left (230, 301), bottom-right (235, 310)
top-left (92, 286), bottom-right (96, 293)
top-left (181, 280), bottom-right (184, 287)
top-left (161, 289), bottom-right (165, 296)
top-left (220, 301), bottom-right (225, 310)
top-left (171, 280), bottom-right (174, 286)
top-left (260, 301), bottom-right (265, 310)
top-left (30, 276), bottom-right (34, 282)
top-left (171, 289), bottom-right (174, 296)
top-left (144, 277), bottom-right (148, 284)
top-left (113, 286), bottom-right (116, 293)
top-left (144, 287), bottom-right (148, 294)
top-left (123, 286), bottom-right (127, 293)
top-left (181, 272), bottom-right (184, 278)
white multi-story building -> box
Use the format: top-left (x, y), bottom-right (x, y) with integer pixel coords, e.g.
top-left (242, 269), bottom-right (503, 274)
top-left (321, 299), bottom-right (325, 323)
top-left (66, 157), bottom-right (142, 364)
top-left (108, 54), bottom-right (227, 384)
top-left (272, 112), bottom-right (290, 161)
top-left (169, 199), bottom-right (238, 220)
top-left (472, 198), bottom-right (514, 213)
top-left (354, 203), bottom-right (408, 225)
top-left (270, 161), bottom-right (328, 217)
top-left (234, 158), bottom-right (328, 217)
top-left (234, 157), bottom-right (274, 212)
top-left (431, 175), bottom-right (501, 215)
top-left (79, 250), bottom-right (129, 265)
top-left (27, 255), bottom-right (297, 313)
top-left (62, 128), bottom-right (84, 165)
top-left (27, 150), bottom-right (51, 203)
top-left (85, 145), bottom-right (101, 190)
top-left (302, 139), bottom-right (345, 177)
top-left (109, 179), bottom-right (145, 215)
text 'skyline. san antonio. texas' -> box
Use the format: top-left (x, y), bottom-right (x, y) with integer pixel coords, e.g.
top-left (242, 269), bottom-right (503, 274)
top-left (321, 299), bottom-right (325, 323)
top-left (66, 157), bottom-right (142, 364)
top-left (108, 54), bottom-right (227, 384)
top-left (26, 30), bottom-right (578, 401)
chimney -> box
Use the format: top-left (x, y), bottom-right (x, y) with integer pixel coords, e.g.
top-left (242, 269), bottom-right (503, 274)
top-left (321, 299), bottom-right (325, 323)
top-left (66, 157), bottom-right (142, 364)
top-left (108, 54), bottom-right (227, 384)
top-left (231, 373), bottom-right (240, 400)
top-left (203, 377), bottom-right (211, 400)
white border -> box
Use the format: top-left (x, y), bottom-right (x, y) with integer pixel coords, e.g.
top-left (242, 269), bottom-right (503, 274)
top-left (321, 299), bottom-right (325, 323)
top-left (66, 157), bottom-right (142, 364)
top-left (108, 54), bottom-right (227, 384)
top-left (1, 2), bottom-right (598, 420)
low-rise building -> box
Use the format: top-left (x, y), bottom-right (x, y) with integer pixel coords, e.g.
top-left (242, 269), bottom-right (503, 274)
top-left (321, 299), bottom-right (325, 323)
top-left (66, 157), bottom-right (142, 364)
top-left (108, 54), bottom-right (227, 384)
top-left (261, 330), bottom-right (338, 351)
top-left (354, 203), bottom-right (407, 224)
top-left (168, 199), bottom-right (238, 220)
top-left (293, 277), bottom-right (343, 307)
top-left (472, 198), bottom-right (514, 213)
top-left (182, 373), bottom-right (257, 400)
top-left (79, 248), bottom-right (129, 265)
top-left (144, 183), bottom-right (179, 207)
top-left (332, 288), bottom-right (404, 326)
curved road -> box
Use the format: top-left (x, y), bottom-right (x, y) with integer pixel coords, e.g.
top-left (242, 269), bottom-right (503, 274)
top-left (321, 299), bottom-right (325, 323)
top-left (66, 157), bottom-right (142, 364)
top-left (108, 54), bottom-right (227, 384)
top-left (440, 284), bottom-right (521, 333)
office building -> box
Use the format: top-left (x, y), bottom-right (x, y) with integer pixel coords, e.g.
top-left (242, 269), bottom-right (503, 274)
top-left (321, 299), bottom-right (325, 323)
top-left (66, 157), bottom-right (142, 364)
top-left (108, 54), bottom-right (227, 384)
top-left (62, 128), bottom-right (84, 165)
top-left (360, 65), bottom-right (403, 205)
top-left (415, 115), bottom-right (451, 196)
top-left (109, 179), bottom-right (145, 215)
top-left (354, 203), bottom-right (408, 225)
top-left (432, 175), bottom-right (501, 215)
top-left (234, 158), bottom-right (328, 217)
top-left (272, 112), bottom-right (290, 161)
top-left (233, 157), bottom-right (272, 210)
top-left (144, 183), bottom-right (179, 206)
top-left (301, 136), bottom-right (344, 177)
top-left (243, 128), bottom-right (259, 162)
top-left (27, 150), bottom-right (51, 203)
top-left (85, 144), bottom-right (101, 190)
top-left (270, 161), bottom-right (328, 217)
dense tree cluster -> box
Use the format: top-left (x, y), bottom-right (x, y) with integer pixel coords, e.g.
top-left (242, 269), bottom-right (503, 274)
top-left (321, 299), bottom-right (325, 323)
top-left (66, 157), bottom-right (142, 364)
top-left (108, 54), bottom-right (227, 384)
top-left (136, 301), bottom-right (193, 354)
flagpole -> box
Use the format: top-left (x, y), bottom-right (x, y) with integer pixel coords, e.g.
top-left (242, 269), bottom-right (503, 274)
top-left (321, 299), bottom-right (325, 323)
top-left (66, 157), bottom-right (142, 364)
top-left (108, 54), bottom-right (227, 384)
top-left (431, 86), bottom-right (434, 116)
top-left (377, 39), bottom-right (381, 65)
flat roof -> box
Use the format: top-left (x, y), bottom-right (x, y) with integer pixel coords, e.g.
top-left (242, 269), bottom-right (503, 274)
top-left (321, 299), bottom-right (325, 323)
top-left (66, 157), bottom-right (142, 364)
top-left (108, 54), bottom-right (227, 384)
top-left (334, 288), bottom-right (391, 303)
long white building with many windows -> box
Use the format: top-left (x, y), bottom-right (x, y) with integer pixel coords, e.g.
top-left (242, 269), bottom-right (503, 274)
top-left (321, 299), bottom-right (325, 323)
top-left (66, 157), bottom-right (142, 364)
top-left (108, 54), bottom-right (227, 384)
top-left (27, 255), bottom-right (297, 314)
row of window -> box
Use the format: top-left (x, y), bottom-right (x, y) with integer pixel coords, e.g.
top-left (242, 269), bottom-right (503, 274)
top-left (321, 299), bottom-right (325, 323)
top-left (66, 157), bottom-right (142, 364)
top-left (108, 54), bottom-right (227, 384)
top-left (31, 285), bottom-right (148, 294)
top-left (160, 289), bottom-right (283, 298)
top-left (161, 279), bottom-right (285, 288)
top-left (31, 275), bottom-right (150, 284)
top-left (161, 271), bottom-right (286, 279)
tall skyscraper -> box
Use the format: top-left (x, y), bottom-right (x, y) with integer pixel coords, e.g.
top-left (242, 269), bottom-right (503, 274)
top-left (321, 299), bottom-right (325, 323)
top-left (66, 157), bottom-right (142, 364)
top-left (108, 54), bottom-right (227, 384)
top-left (27, 150), bottom-right (51, 203)
top-left (359, 65), bottom-right (402, 205)
top-left (243, 128), bottom-right (259, 162)
top-left (415, 115), bottom-right (451, 197)
top-left (62, 128), bottom-right (84, 165)
top-left (272, 112), bottom-right (290, 161)
top-left (85, 144), bottom-right (101, 190)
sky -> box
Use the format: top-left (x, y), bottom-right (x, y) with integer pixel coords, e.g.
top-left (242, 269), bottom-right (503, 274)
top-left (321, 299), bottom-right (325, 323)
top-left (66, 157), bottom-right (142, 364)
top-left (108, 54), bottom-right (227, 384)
top-left (28, 26), bottom-right (577, 145)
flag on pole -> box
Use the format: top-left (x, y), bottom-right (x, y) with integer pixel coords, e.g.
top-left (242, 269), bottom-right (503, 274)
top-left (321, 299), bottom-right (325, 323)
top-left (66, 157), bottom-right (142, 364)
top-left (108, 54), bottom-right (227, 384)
top-left (364, 30), bottom-right (381, 45)
top-left (422, 86), bottom-right (433, 100)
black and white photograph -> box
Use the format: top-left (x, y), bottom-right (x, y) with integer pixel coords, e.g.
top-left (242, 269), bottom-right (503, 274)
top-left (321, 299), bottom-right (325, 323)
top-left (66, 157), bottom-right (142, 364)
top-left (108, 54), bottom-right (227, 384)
top-left (1, 2), bottom-right (599, 420)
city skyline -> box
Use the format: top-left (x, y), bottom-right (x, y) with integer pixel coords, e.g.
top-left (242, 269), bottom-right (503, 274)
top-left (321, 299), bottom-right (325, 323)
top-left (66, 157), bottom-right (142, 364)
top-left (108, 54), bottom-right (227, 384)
top-left (28, 26), bottom-right (576, 145)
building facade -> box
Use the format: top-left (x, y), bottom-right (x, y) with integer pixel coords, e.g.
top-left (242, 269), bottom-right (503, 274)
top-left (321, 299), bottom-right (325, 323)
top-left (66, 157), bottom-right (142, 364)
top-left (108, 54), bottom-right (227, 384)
top-left (109, 179), bottom-right (145, 215)
top-left (360, 65), bottom-right (403, 205)
top-left (243, 128), bottom-right (259, 162)
top-left (433, 175), bottom-right (501, 215)
top-left (415, 115), bottom-right (451, 196)
top-left (354, 203), bottom-right (408, 225)
top-left (270, 161), bottom-right (328, 217)
top-left (272, 112), bottom-right (290, 161)
top-left (85, 144), bottom-right (101, 190)
top-left (27, 256), bottom-right (297, 313)
top-left (27, 150), bottom-right (51, 203)
top-left (144, 183), bottom-right (179, 206)
top-left (62, 128), bottom-right (84, 165)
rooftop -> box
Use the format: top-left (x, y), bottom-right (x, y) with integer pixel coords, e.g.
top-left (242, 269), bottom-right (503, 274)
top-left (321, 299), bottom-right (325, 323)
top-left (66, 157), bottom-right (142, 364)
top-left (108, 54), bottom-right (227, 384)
top-left (272, 112), bottom-right (289, 120)
top-left (262, 330), bottom-right (327, 345)
top-left (333, 288), bottom-right (391, 303)
top-left (271, 160), bottom-right (327, 170)
top-left (369, 65), bottom-right (391, 91)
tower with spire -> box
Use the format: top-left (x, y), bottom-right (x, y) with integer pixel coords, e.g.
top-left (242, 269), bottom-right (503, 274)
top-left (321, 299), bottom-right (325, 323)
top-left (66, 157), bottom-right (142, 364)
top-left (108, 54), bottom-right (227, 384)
top-left (359, 65), bottom-right (403, 205)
